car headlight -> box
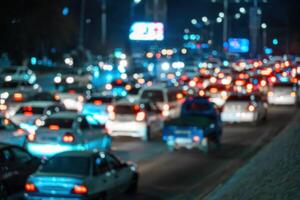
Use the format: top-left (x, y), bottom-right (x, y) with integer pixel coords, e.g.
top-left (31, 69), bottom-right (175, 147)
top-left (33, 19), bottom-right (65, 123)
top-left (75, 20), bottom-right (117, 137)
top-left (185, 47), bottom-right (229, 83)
top-left (66, 77), bottom-right (74, 84)
top-left (0, 92), bottom-right (9, 99)
top-left (54, 76), bottom-right (62, 83)
top-left (5, 75), bottom-right (12, 82)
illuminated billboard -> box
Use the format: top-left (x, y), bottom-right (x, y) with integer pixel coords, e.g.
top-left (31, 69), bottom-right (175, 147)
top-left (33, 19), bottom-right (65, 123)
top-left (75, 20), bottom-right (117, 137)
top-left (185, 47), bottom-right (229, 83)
top-left (228, 38), bottom-right (249, 53)
top-left (129, 22), bottom-right (164, 41)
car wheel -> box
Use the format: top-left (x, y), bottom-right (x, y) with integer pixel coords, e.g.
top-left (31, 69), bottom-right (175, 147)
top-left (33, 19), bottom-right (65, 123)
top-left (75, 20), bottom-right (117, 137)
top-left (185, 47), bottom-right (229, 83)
top-left (126, 174), bottom-right (138, 194)
top-left (0, 183), bottom-right (8, 200)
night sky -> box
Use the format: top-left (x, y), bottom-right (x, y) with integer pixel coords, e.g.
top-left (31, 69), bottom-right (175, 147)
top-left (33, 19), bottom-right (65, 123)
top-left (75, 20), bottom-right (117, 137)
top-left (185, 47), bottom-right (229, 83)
top-left (1, 0), bottom-right (300, 61)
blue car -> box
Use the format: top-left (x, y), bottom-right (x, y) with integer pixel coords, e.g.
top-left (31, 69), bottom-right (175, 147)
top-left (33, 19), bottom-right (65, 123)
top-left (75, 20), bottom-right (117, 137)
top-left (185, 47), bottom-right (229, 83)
top-left (82, 95), bottom-right (115, 125)
top-left (163, 97), bottom-right (222, 152)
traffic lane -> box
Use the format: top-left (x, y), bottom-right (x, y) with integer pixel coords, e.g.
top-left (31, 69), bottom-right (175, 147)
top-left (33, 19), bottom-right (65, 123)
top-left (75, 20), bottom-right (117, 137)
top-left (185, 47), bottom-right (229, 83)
top-left (115, 106), bottom-right (296, 200)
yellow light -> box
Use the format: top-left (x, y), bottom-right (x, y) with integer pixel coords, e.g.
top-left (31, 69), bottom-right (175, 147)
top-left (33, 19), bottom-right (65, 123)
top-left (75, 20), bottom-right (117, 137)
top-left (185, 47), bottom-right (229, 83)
top-left (291, 91), bottom-right (296, 97)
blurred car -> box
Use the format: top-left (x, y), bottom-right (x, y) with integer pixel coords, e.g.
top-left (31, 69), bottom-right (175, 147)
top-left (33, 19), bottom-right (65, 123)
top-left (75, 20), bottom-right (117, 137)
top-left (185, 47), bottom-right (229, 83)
top-left (26, 112), bottom-right (111, 158)
top-left (25, 151), bottom-right (138, 199)
top-left (53, 68), bottom-right (93, 89)
top-left (139, 86), bottom-right (183, 118)
top-left (0, 143), bottom-right (40, 199)
top-left (268, 82), bottom-right (298, 105)
top-left (55, 85), bottom-right (92, 111)
top-left (106, 100), bottom-right (163, 141)
top-left (203, 84), bottom-right (230, 109)
top-left (163, 97), bottom-right (222, 152)
top-left (9, 102), bottom-right (65, 133)
top-left (0, 81), bottom-right (41, 102)
top-left (0, 116), bottom-right (29, 147)
top-left (0, 66), bottom-right (36, 84)
top-left (82, 94), bottom-right (115, 125)
top-left (3, 91), bottom-right (63, 122)
top-left (105, 79), bottom-right (132, 97)
top-left (221, 94), bottom-right (268, 124)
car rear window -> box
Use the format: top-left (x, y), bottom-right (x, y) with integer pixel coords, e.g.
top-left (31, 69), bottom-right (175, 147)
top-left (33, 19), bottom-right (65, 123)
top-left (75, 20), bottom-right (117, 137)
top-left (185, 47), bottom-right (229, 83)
top-left (31, 93), bottom-right (56, 101)
top-left (43, 118), bottom-right (74, 129)
top-left (141, 90), bottom-right (164, 102)
top-left (87, 97), bottom-right (113, 104)
top-left (115, 105), bottom-right (141, 114)
top-left (184, 102), bottom-right (211, 111)
top-left (16, 106), bottom-right (44, 115)
top-left (227, 95), bottom-right (252, 101)
top-left (40, 156), bottom-right (90, 176)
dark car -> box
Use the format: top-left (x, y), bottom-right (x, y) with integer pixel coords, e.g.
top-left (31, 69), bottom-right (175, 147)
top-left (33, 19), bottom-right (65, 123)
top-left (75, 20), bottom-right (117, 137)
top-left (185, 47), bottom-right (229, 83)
top-left (0, 143), bottom-right (41, 199)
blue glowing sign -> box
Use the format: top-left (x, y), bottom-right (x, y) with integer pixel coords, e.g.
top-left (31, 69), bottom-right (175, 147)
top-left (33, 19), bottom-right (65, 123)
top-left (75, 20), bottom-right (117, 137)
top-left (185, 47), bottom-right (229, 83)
top-left (129, 22), bottom-right (164, 41)
top-left (228, 38), bottom-right (249, 53)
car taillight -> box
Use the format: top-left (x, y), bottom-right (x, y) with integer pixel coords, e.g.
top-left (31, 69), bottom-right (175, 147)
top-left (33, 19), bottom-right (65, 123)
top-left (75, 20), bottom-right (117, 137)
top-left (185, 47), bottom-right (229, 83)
top-left (27, 134), bottom-right (36, 142)
top-left (199, 90), bottom-right (205, 96)
top-left (108, 112), bottom-right (116, 120)
top-left (49, 125), bottom-right (60, 130)
top-left (136, 111), bottom-right (146, 122)
top-left (72, 185), bottom-right (88, 195)
top-left (268, 91), bottom-right (274, 97)
top-left (290, 91), bottom-right (296, 97)
top-left (54, 94), bottom-right (60, 101)
top-left (93, 100), bottom-right (102, 105)
top-left (0, 104), bottom-right (7, 111)
top-left (25, 183), bottom-right (38, 193)
top-left (260, 80), bottom-right (267, 87)
top-left (270, 76), bottom-right (276, 83)
top-left (247, 104), bottom-right (256, 112)
top-left (13, 93), bottom-right (23, 102)
top-left (105, 84), bottom-right (112, 90)
top-left (107, 105), bottom-right (114, 112)
top-left (63, 133), bottom-right (75, 143)
top-left (77, 95), bottom-right (84, 102)
top-left (193, 135), bottom-right (200, 142)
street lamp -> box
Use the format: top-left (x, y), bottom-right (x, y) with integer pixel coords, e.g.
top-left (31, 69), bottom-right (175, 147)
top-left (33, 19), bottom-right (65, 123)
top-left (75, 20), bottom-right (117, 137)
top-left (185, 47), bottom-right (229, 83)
top-left (261, 23), bottom-right (267, 51)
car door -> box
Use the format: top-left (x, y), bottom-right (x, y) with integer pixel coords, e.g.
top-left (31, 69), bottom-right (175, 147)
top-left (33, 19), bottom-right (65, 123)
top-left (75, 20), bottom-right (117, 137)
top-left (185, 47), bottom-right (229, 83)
top-left (0, 148), bottom-right (23, 192)
top-left (106, 154), bottom-right (131, 194)
top-left (79, 116), bottom-right (97, 150)
top-left (10, 147), bottom-right (39, 187)
top-left (90, 154), bottom-right (116, 198)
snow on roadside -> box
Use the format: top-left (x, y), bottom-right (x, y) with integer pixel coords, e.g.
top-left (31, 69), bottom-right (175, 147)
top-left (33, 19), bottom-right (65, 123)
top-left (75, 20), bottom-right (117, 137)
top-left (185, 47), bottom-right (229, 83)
top-left (205, 111), bottom-right (300, 200)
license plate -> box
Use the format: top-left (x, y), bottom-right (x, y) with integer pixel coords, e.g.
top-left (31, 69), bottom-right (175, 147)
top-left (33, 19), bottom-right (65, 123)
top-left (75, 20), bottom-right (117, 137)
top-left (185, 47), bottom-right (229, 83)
top-left (174, 130), bottom-right (191, 134)
top-left (175, 138), bottom-right (192, 144)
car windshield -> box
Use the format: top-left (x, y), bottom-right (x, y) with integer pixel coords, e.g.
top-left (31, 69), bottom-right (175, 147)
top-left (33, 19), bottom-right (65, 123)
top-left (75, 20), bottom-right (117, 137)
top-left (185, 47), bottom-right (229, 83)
top-left (141, 90), bottom-right (164, 102)
top-left (16, 106), bottom-right (44, 115)
top-left (40, 156), bottom-right (90, 176)
top-left (115, 105), bottom-right (141, 114)
top-left (43, 118), bottom-right (74, 129)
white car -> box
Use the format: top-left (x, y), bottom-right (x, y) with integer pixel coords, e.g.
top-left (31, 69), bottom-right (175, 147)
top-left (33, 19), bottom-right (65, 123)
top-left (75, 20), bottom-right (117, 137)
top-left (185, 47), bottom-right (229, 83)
top-left (25, 151), bottom-right (138, 199)
top-left (0, 66), bottom-right (36, 84)
top-left (55, 85), bottom-right (92, 111)
top-left (106, 100), bottom-right (163, 141)
top-left (221, 94), bottom-right (268, 124)
top-left (9, 102), bottom-right (65, 133)
top-left (138, 86), bottom-right (182, 118)
top-left (0, 116), bottom-right (28, 147)
top-left (268, 82), bottom-right (298, 105)
top-left (26, 112), bottom-right (112, 158)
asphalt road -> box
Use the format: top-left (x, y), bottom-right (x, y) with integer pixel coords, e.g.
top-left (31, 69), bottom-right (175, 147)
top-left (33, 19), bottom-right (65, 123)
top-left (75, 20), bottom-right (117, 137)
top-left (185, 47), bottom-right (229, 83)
top-left (111, 106), bottom-right (297, 200)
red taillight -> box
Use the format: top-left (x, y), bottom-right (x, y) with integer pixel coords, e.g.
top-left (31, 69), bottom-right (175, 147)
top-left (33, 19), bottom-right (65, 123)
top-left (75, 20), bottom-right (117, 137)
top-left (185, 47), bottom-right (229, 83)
top-left (93, 100), bottom-right (102, 105)
top-left (72, 185), bottom-right (88, 195)
top-left (270, 76), bottom-right (276, 83)
top-left (25, 183), bottom-right (38, 193)
top-left (49, 125), bottom-right (60, 130)
top-left (136, 111), bottom-right (146, 122)
top-left (62, 133), bottom-right (75, 143)
top-left (24, 112), bottom-right (33, 116)
top-left (27, 134), bottom-right (36, 142)
top-left (13, 93), bottom-right (23, 102)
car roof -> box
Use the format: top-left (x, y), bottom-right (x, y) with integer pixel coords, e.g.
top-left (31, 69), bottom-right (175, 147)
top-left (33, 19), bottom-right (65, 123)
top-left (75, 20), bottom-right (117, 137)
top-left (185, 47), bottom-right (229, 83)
top-left (55, 150), bottom-right (103, 158)
top-left (20, 101), bottom-right (57, 108)
top-left (49, 111), bottom-right (79, 119)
